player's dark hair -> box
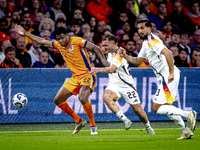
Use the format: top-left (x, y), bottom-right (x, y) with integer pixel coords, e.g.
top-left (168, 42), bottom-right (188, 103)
top-left (102, 34), bottom-right (116, 42)
top-left (5, 46), bottom-right (16, 54)
top-left (137, 19), bottom-right (152, 27)
top-left (55, 27), bottom-right (67, 35)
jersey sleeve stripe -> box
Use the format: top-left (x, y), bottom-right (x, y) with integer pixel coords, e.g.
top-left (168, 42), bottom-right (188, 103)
top-left (80, 48), bottom-right (91, 71)
top-left (83, 40), bottom-right (88, 48)
top-left (52, 42), bottom-right (55, 48)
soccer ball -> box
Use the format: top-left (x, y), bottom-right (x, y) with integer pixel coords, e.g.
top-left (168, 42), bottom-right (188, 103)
top-left (12, 93), bottom-right (28, 108)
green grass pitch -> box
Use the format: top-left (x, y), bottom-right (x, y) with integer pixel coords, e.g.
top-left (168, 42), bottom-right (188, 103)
top-left (0, 127), bottom-right (199, 150)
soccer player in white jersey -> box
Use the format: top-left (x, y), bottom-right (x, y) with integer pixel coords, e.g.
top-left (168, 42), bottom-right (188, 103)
top-left (90, 34), bottom-right (155, 134)
top-left (119, 19), bottom-right (197, 140)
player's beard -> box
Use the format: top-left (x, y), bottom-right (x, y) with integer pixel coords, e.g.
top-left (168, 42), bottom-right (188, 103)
top-left (140, 34), bottom-right (148, 40)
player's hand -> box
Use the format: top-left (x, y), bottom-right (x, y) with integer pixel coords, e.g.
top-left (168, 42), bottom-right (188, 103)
top-left (90, 67), bottom-right (98, 74)
top-left (119, 47), bottom-right (126, 57)
top-left (168, 73), bottom-right (174, 83)
top-left (14, 25), bottom-right (26, 36)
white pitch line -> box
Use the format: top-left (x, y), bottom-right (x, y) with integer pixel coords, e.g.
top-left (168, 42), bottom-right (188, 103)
top-left (0, 127), bottom-right (199, 134)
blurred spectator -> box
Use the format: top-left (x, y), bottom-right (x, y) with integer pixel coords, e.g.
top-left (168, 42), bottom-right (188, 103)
top-left (87, 49), bottom-right (102, 67)
top-left (9, 27), bottom-right (19, 48)
top-left (0, 0), bottom-right (9, 16)
top-left (20, 11), bottom-right (33, 27)
top-left (83, 32), bottom-right (93, 43)
top-left (134, 39), bottom-right (143, 56)
top-left (0, 8), bottom-right (5, 19)
top-left (55, 18), bottom-right (67, 28)
top-left (174, 47), bottom-right (189, 67)
top-left (93, 21), bottom-right (107, 46)
top-left (73, 0), bottom-right (88, 21)
top-left (28, 39), bottom-right (42, 65)
top-left (29, 0), bottom-right (43, 21)
top-left (139, 0), bottom-right (162, 30)
top-left (87, 0), bottom-right (113, 24)
top-left (39, 18), bottom-right (55, 39)
top-left (188, 0), bottom-right (200, 29)
top-left (135, 12), bottom-right (147, 26)
top-left (132, 28), bottom-right (140, 43)
top-left (55, 12), bottom-right (66, 21)
top-left (32, 12), bottom-right (44, 32)
top-left (124, 0), bottom-right (137, 26)
top-left (16, 36), bottom-right (31, 67)
top-left (0, 40), bottom-right (12, 63)
top-left (169, 45), bottom-right (179, 58)
top-left (161, 19), bottom-right (173, 42)
top-left (188, 48), bottom-right (200, 67)
top-left (124, 40), bottom-right (137, 67)
top-left (103, 28), bottom-right (112, 35)
top-left (0, 31), bottom-right (10, 43)
top-left (50, 0), bottom-right (65, 19)
top-left (0, 45), bottom-right (23, 68)
top-left (189, 30), bottom-right (200, 52)
top-left (7, 0), bottom-right (15, 13)
top-left (71, 8), bottom-right (85, 24)
top-left (166, 30), bottom-right (181, 49)
top-left (121, 20), bottom-right (132, 40)
top-left (155, 1), bottom-right (169, 30)
top-left (170, 0), bottom-right (196, 36)
top-left (150, 21), bottom-right (157, 33)
top-left (40, 0), bottom-right (48, 11)
top-left (88, 15), bottom-right (98, 34)
top-left (178, 33), bottom-right (191, 62)
top-left (0, 17), bottom-right (9, 34)
top-left (70, 20), bottom-right (81, 36)
top-left (115, 29), bottom-right (129, 48)
top-left (15, 0), bottom-right (28, 13)
top-left (11, 9), bottom-right (21, 27)
top-left (81, 23), bottom-right (91, 37)
top-left (32, 51), bottom-right (53, 68)
top-left (43, 9), bottom-right (55, 21)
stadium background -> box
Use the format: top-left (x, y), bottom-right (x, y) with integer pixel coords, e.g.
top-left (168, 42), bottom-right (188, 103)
top-left (0, 68), bottom-right (199, 124)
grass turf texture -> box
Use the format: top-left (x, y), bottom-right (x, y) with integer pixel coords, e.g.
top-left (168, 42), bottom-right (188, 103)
top-left (0, 127), bottom-right (199, 150)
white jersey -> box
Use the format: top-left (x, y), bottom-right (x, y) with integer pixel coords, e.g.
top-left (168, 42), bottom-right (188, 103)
top-left (138, 33), bottom-right (180, 80)
top-left (107, 49), bottom-right (135, 86)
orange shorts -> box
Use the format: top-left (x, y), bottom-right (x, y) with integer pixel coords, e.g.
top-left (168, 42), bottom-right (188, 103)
top-left (63, 73), bottom-right (97, 95)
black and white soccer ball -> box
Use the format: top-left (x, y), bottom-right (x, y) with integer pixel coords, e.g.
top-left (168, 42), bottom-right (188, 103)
top-left (12, 93), bottom-right (28, 108)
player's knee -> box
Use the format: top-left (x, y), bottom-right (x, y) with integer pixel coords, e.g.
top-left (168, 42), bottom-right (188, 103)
top-left (54, 97), bottom-right (60, 105)
top-left (78, 95), bottom-right (87, 105)
top-left (134, 108), bottom-right (143, 116)
top-left (152, 105), bottom-right (158, 113)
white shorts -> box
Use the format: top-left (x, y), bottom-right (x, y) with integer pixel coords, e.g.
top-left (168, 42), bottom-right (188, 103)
top-left (153, 69), bottom-right (180, 104)
top-left (105, 83), bottom-right (141, 105)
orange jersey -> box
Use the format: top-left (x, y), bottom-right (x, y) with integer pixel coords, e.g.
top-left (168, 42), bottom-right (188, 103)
top-left (52, 37), bottom-right (93, 76)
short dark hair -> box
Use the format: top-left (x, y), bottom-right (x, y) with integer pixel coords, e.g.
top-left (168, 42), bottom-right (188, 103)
top-left (5, 46), bottom-right (16, 54)
top-left (137, 19), bottom-right (152, 27)
top-left (125, 39), bottom-right (136, 45)
top-left (171, 29), bottom-right (181, 37)
top-left (102, 34), bottom-right (116, 42)
top-left (55, 18), bottom-right (66, 25)
top-left (55, 27), bottom-right (67, 35)
top-left (178, 47), bottom-right (187, 54)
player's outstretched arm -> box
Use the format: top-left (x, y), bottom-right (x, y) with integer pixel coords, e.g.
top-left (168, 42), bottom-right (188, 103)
top-left (14, 25), bottom-right (53, 48)
top-left (161, 48), bottom-right (174, 83)
top-left (86, 42), bottom-right (110, 67)
top-left (119, 47), bottom-right (144, 66)
top-left (90, 64), bottom-right (117, 74)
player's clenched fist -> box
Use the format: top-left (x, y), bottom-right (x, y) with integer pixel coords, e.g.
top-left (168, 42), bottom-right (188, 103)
top-left (119, 47), bottom-right (126, 57)
top-left (90, 67), bottom-right (98, 74)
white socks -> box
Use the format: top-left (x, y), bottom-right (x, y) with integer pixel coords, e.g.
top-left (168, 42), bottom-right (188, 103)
top-left (116, 111), bottom-right (127, 121)
top-left (156, 105), bottom-right (189, 118)
top-left (144, 121), bottom-right (151, 128)
top-left (168, 115), bottom-right (190, 134)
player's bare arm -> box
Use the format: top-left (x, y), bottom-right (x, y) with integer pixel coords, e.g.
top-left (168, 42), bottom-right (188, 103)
top-left (119, 47), bottom-right (145, 66)
top-left (14, 25), bottom-right (53, 48)
top-left (86, 42), bottom-right (110, 67)
top-left (160, 48), bottom-right (174, 83)
top-left (90, 64), bottom-right (117, 74)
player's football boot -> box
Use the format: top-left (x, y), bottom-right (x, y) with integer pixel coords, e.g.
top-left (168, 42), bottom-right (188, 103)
top-left (91, 126), bottom-right (98, 135)
top-left (187, 111), bottom-right (197, 131)
top-left (72, 119), bottom-right (87, 134)
top-left (177, 131), bottom-right (194, 140)
top-left (124, 119), bottom-right (132, 130)
top-left (146, 126), bottom-right (155, 134)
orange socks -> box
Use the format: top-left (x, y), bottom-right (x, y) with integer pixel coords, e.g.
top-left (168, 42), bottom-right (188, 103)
top-left (57, 101), bottom-right (82, 124)
top-left (83, 101), bottom-right (96, 127)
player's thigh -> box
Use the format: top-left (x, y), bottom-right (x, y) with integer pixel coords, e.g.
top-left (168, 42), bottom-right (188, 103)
top-left (104, 85), bottom-right (120, 102)
top-left (54, 86), bottom-right (73, 105)
top-left (79, 73), bottom-right (97, 93)
top-left (120, 86), bottom-right (141, 105)
top-left (153, 71), bottom-right (180, 105)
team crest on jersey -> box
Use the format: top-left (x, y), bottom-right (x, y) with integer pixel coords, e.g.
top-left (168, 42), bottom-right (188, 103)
top-left (69, 45), bottom-right (73, 53)
top-left (148, 37), bottom-right (160, 48)
top-left (81, 39), bottom-right (85, 43)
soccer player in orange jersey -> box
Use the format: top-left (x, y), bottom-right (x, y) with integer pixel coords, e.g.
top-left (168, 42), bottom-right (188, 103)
top-left (14, 25), bottom-right (109, 135)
